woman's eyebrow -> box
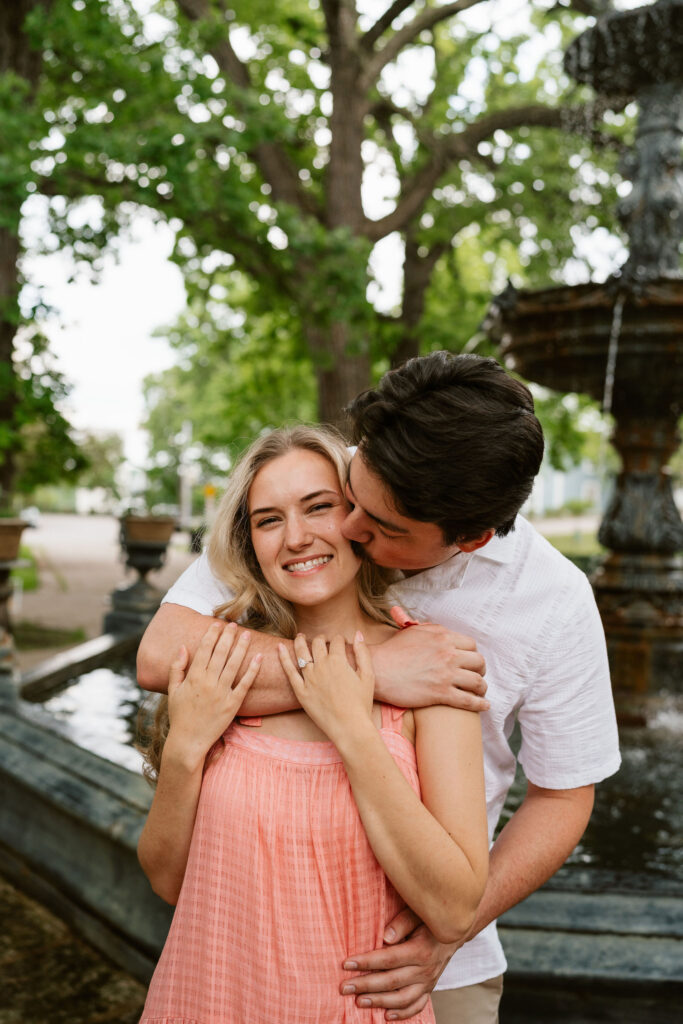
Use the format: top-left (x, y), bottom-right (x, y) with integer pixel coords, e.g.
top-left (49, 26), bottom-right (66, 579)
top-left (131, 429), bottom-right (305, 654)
top-left (250, 489), bottom-right (338, 518)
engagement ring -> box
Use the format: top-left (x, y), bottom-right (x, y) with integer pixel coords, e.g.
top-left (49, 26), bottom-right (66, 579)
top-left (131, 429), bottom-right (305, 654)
top-left (297, 656), bottom-right (312, 669)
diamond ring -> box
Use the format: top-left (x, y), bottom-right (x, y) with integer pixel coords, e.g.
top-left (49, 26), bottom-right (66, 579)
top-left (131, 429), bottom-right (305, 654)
top-left (297, 656), bottom-right (312, 669)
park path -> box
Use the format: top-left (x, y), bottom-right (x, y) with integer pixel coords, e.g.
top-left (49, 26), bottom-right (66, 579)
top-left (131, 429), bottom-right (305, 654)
top-left (14, 513), bottom-right (196, 673)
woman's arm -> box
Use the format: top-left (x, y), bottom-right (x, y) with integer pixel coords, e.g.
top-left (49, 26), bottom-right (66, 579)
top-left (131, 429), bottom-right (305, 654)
top-left (278, 635), bottom-right (489, 944)
top-left (138, 624), bottom-right (261, 903)
top-left (137, 733), bottom-right (205, 905)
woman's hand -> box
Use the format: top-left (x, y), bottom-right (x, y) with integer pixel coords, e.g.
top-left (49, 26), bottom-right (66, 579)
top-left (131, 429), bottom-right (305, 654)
top-left (277, 632), bottom-right (374, 745)
top-left (165, 621), bottom-right (262, 768)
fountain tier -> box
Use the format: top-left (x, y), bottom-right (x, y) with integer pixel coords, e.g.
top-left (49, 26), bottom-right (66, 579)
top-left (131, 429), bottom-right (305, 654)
top-left (489, 0), bottom-right (683, 716)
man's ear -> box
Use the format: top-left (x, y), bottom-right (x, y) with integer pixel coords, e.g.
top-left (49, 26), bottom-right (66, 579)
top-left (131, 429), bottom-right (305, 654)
top-left (458, 528), bottom-right (496, 553)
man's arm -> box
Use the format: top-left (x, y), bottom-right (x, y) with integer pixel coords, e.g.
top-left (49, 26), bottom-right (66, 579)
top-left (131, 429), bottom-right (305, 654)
top-left (137, 604), bottom-right (490, 713)
top-left (339, 782), bottom-right (594, 1020)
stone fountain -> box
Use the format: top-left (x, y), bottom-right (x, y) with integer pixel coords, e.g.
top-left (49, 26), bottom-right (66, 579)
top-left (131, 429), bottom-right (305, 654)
top-left (488, 0), bottom-right (683, 720)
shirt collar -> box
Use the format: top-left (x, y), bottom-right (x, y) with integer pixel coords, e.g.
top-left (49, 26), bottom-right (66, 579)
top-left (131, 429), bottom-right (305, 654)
top-left (472, 525), bottom-right (517, 564)
top-left (392, 517), bottom-right (520, 592)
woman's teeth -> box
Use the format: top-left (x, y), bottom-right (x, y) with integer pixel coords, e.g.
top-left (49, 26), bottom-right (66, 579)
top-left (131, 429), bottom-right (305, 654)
top-left (285, 555), bottom-right (332, 572)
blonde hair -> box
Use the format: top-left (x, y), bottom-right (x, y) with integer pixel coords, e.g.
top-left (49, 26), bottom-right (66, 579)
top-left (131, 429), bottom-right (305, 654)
top-left (140, 425), bottom-right (394, 781)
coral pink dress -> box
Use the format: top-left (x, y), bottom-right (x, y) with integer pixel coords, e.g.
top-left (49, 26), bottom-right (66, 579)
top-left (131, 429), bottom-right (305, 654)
top-left (140, 704), bottom-right (435, 1023)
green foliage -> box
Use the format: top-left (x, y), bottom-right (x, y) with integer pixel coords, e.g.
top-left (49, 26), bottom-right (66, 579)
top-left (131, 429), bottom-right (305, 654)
top-left (75, 431), bottom-right (124, 499)
top-left (143, 267), bottom-right (317, 486)
top-left (533, 390), bottom-right (599, 470)
top-left (4, 1), bottom-right (632, 475)
top-left (13, 620), bottom-right (87, 650)
top-left (9, 330), bottom-right (88, 494)
top-left (11, 545), bottom-right (39, 593)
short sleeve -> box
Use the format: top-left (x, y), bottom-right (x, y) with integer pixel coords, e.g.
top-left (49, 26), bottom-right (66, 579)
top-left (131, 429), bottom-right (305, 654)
top-left (161, 550), bottom-right (235, 617)
top-left (517, 573), bottom-right (621, 790)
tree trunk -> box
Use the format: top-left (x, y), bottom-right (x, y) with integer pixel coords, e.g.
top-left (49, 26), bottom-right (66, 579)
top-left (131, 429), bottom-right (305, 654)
top-left (307, 322), bottom-right (371, 431)
top-left (325, 2), bottom-right (365, 234)
top-left (0, 1), bottom-right (50, 499)
top-left (391, 236), bottom-right (445, 369)
top-left (303, 1), bottom-right (370, 421)
top-left (0, 228), bottom-right (19, 499)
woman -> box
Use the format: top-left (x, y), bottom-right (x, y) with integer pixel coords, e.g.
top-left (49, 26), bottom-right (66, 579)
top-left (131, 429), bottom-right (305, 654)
top-left (138, 425), bottom-right (488, 1024)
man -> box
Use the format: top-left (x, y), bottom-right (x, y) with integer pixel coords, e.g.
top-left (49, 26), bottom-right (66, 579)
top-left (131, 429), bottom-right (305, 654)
top-left (138, 352), bottom-right (620, 1022)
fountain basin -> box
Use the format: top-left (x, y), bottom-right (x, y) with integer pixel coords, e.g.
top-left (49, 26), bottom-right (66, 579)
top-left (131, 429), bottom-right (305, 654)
top-left (564, 0), bottom-right (683, 94)
top-left (0, 642), bottom-right (172, 984)
top-left (491, 278), bottom-right (683, 418)
top-left (489, 276), bottom-right (683, 706)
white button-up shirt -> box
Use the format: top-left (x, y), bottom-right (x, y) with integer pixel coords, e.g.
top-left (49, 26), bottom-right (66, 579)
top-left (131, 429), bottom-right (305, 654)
top-left (162, 515), bottom-right (620, 989)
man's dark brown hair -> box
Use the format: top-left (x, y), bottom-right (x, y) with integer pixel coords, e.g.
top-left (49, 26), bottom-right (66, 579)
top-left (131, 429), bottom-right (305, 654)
top-left (346, 352), bottom-right (544, 544)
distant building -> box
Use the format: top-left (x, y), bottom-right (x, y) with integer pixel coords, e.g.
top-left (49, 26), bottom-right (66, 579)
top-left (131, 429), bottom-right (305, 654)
top-left (524, 458), bottom-right (605, 517)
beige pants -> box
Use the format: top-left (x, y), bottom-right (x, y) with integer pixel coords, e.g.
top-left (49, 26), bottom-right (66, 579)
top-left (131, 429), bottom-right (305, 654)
top-left (431, 974), bottom-right (504, 1024)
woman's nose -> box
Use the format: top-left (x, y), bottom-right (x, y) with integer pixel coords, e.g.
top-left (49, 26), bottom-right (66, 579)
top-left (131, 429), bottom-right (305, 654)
top-left (284, 515), bottom-right (312, 549)
top-left (341, 506), bottom-right (372, 544)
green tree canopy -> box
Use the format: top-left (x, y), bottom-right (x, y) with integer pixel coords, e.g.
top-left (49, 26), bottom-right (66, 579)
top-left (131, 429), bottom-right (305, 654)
top-left (3, 1), bottom-right (631, 489)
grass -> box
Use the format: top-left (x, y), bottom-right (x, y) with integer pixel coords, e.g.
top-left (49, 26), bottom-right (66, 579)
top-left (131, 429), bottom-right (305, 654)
top-left (544, 532), bottom-right (605, 557)
top-left (10, 546), bottom-right (39, 592)
top-left (13, 621), bottom-right (86, 651)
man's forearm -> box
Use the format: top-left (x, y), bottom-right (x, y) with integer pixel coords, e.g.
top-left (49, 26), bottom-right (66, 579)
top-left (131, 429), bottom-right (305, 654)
top-left (325, 782), bottom-right (595, 1015)
top-left (467, 781), bottom-right (594, 938)
top-left (136, 604), bottom-right (300, 714)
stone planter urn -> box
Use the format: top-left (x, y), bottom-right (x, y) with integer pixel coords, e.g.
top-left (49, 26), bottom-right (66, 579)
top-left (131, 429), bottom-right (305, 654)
top-left (104, 514), bottom-right (177, 634)
top-left (120, 514), bottom-right (176, 545)
top-left (0, 518), bottom-right (29, 562)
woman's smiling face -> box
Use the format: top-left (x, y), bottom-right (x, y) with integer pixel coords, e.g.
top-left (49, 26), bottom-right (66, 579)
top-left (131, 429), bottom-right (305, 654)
top-left (248, 448), bottom-right (361, 609)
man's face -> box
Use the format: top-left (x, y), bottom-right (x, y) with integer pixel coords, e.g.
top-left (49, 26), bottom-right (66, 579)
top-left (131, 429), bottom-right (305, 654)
top-left (342, 452), bottom-right (462, 572)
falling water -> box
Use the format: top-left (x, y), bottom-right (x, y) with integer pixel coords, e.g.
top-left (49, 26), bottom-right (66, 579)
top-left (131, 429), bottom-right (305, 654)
top-left (596, 291), bottom-right (626, 491)
top-left (602, 291), bottom-right (625, 415)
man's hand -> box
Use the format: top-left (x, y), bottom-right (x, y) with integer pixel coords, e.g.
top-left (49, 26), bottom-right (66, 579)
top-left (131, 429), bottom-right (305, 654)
top-left (341, 909), bottom-right (459, 1020)
top-left (372, 608), bottom-right (489, 712)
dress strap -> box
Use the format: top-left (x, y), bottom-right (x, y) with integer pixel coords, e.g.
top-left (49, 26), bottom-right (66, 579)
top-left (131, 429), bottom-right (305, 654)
top-left (238, 716), bottom-right (262, 727)
top-left (380, 703), bottom-right (406, 733)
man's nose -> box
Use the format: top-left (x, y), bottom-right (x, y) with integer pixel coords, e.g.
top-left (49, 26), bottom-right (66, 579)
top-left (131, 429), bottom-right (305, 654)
top-left (341, 506), bottom-right (372, 544)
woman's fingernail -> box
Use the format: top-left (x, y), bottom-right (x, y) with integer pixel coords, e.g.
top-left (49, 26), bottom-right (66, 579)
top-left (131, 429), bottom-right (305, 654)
top-left (358, 997), bottom-right (371, 1007)
top-left (384, 926), bottom-right (396, 941)
top-left (355, 630), bottom-right (364, 642)
top-left (343, 960), bottom-right (358, 970)
top-left (341, 984), bottom-right (355, 994)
